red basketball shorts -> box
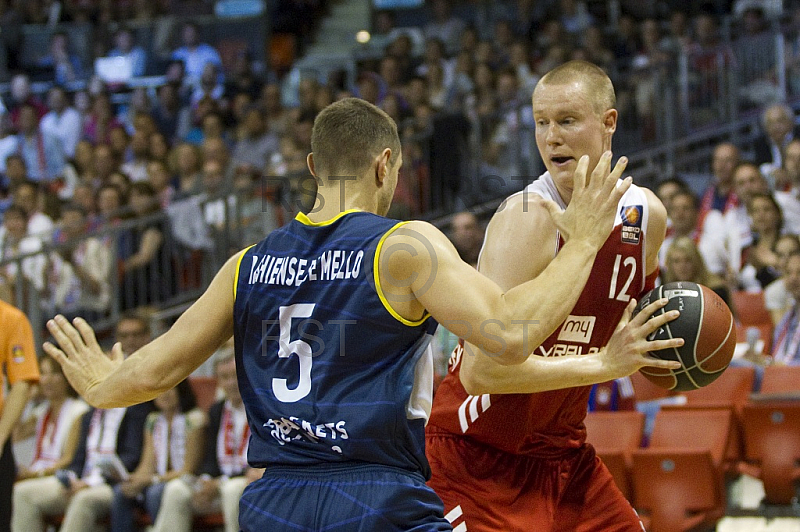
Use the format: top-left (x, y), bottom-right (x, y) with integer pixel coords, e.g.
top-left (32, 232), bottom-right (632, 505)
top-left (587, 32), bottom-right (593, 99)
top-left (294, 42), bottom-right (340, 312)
top-left (426, 433), bottom-right (644, 532)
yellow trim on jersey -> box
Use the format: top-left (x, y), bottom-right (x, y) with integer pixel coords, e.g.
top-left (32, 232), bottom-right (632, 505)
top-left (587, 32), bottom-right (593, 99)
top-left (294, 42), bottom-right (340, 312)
top-left (295, 209), bottom-right (362, 227)
top-left (373, 221), bottom-right (431, 327)
top-left (233, 245), bottom-right (257, 300)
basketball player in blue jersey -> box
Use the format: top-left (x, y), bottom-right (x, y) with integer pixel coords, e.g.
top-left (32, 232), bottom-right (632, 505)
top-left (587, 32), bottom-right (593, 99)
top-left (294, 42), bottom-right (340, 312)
top-left (43, 98), bottom-right (681, 531)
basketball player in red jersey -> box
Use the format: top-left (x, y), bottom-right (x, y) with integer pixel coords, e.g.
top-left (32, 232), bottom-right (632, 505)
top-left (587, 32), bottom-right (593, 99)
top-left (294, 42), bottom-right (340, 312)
top-left (426, 60), bottom-right (667, 531)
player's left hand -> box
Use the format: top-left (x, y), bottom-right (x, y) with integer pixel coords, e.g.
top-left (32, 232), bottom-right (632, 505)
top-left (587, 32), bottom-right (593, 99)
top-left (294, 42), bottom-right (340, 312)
top-left (43, 315), bottom-right (123, 406)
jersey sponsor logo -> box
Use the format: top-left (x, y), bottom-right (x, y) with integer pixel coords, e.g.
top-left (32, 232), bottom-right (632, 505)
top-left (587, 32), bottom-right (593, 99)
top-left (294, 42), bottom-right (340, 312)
top-left (266, 416), bottom-right (348, 452)
top-left (620, 205), bottom-right (643, 245)
top-left (557, 315), bottom-right (596, 344)
top-left (538, 345), bottom-right (600, 357)
top-left (445, 505), bottom-right (467, 531)
top-left (457, 394), bottom-right (491, 433)
top-left (11, 345), bottom-right (24, 364)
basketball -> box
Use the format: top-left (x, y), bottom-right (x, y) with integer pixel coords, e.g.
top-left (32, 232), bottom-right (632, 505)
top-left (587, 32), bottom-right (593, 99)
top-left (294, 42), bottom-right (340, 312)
top-left (632, 281), bottom-right (736, 391)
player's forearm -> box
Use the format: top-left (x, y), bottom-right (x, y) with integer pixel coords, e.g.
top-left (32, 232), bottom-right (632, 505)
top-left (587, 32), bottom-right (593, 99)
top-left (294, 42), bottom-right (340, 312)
top-left (0, 381), bottom-right (32, 446)
top-left (487, 239), bottom-right (598, 365)
top-left (461, 349), bottom-right (617, 395)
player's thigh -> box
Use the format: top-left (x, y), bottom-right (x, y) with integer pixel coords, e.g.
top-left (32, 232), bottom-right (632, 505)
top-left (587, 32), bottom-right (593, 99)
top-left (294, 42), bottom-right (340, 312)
top-left (239, 464), bottom-right (451, 532)
top-left (427, 434), bottom-right (558, 532)
top-left (554, 449), bottom-right (643, 532)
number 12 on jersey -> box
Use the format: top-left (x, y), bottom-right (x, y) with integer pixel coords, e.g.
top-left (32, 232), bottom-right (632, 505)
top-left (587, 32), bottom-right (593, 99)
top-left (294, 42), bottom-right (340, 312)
top-left (608, 254), bottom-right (636, 302)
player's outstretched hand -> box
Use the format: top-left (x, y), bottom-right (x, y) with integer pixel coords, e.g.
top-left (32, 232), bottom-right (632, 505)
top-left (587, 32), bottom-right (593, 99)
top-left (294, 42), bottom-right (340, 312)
top-left (43, 315), bottom-right (123, 407)
top-left (600, 298), bottom-right (684, 379)
top-left (542, 151), bottom-right (631, 248)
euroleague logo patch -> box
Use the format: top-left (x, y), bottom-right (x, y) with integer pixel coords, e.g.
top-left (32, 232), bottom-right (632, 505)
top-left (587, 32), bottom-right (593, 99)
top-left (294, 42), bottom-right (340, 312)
top-left (620, 205), bottom-right (643, 245)
top-left (11, 345), bottom-right (24, 364)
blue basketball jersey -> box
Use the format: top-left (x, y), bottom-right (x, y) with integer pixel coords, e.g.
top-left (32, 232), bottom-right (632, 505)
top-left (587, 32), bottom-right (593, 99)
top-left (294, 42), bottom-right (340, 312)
top-left (233, 209), bottom-right (438, 477)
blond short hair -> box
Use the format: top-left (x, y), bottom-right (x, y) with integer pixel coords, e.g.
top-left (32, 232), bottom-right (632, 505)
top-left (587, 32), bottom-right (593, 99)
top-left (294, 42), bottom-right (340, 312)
top-left (538, 60), bottom-right (616, 115)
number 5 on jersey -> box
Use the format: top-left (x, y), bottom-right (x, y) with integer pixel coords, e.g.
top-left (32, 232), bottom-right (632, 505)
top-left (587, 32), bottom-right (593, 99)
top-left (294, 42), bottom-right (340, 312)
top-left (609, 254), bottom-right (636, 302)
top-left (273, 303), bottom-right (315, 403)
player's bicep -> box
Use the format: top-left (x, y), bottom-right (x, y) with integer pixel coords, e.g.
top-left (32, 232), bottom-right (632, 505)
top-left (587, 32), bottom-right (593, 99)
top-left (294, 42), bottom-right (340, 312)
top-left (644, 188), bottom-right (667, 276)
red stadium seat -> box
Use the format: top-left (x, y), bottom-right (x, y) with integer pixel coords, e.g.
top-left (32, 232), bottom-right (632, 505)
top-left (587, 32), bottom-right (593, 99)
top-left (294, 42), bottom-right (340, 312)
top-left (584, 411), bottom-right (645, 501)
top-left (732, 291), bottom-right (774, 353)
top-left (632, 409), bottom-right (731, 531)
top-left (681, 366), bottom-right (755, 410)
top-left (760, 366), bottom-right (800, 394)
top-left (742, 400), bottom-right (800, 505)
top-left (630, 370), bottom-right (672, 402)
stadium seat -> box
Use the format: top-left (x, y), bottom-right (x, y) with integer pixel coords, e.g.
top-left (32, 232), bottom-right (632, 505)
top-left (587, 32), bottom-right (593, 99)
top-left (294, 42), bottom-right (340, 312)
top-left (760, 366), bottom-right (800, 394)
top-left (630, 371), bottom-right (672, 402)
top-left (732, 291), bottom-right (774, 352)
top-left (681, 366), bottom-right (755, 410)
top-left (632, 409), bottom-right (731, 531)
top-left (584, 411), bottom-right (645, 501)
top-left (189, 376), bottom-right (218, 412)
top-left (742, 400), bottom-right (800, 504)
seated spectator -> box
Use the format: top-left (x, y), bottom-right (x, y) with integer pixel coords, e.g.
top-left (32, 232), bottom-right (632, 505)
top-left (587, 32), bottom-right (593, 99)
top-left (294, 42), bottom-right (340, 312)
top-left (765, 234), bottom-right (800, 325)
top-left (16, 104), bottom-right (65, 184)
top-left (10, 317), bottom-right (153, 532)
top-left (83, 93), bottom-right (123, 146)
top-left (118, 182), bottom-right (174, 309)
top-left (754, 104), bottom-right (799, 173)
top-left (36, 32), bottom-right (84, 85)
top-left (96, 184), bottom-right (126, 226)
top-left (769, 251), bottom-right (800, 365)
top-left (190, 63), bottom-right (225, 107)
top-left (92, 143), bottom-right (120, 188)
top-left (106, 26), bottom-right (147, 78)
top-left (147, 159), bottom-right (176, 208)
top-left (171, 22), bottom-right (223, 88)
top-left (12, 356), bottom-right (88, 481)
top-left (231, 104), bottom-right (278, 173)
top-left (224, 51), bottom-right (263, 100)
top-left (44, 203), bottom-right (111, 321)
top-left (149, 132), bottom-right (170, 163)
top-left (110, 380), bottom-right (205, 532)
top-left (12, 181), bottom-right (55, 239)
top-left (120, 130), bottom-right (151, 183)
top-left (7, 74), bottom-right (47, 129)
top-left (172, 142), bottom-right (203, 197)
top-left (109, 126), bottom-right (131, 165)
top-left (152, 84), bottom-right (191, 144)
top-left (41, 86), bottom-right (82, 160)
top-left (0, 205), bottom-right (43, 303)
top-left (152, 351), bottom-right (261, 532)
top-left (740, 193), bottom-right (784, 291)
top-left (775, 139), bottom-right (800, 233)
top-left (200, 159), bottom-right (232, 232)
top-left (661, 190), bottom-right (700, 269)
top-left (664, 236), bottom-right (733, 309)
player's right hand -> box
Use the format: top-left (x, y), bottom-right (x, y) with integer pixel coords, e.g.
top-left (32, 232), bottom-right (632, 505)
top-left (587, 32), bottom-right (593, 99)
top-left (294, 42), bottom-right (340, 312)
top-left (542, 151), bottom-right (631, 248)
top-left (601, 298), bottom-right (684, 379)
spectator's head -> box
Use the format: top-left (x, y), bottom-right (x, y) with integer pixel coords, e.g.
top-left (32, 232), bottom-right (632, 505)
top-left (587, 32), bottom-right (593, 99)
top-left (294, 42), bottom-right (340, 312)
top-left (774, 234), bottom-right (800, 276)
top-left (18, 104), bottom-right (39, 136)
top-left (202, 137), bottom-right (229, 167)
top-left (73, 183), bottom-right (95, 214)
top-left (202, 159), bottom-right (226, 193)
top-left (695, 13), bottom-right (719, 46)
top-left (147, 159), bottom-right (171, 192)
top-left (174, 142), bottom-right (201, 177)
top-left (711, 143), bottom-right (740, 188)
top-left (669, 190), bottom-right (699, 237)
top-left (200, 63), bottom-right (219, 89)
top-left (109, 126), bottom-right (130, 159)
top-left (380, 56), bottom-right (401, 88)
top-left (424, 38), bottom-right (446, 64)
top-left (113, 26), bottom-right (135, 53)
top-left (201, 110), bottom-right (225, 139)
top-left (664, 236), bottom-right (712, 284)
top-left (742, 6), bottom-right (766, 35)
top-left (130, 129), bottom-right (150, 159)
top-left (406, 76), bottom-right (429, 108)
top-left (783, 251), bottom-right (800, 301)
top-left (93, 144), bottom-right (117, 180)
top-left (39, 355), bottom-right (78, 401)
top-left (10, 74), bottom-right (31, 103)
top-left (213, 347), bottom-right (241, 406)
top-left (786, 139), bottom-right (800, 185)
top-left (97, 183), bottom-right (125, 218)
top-left (309, 98), bottom-right (400, 215)
top-left (762, 103), bottom-right (795, 146)
top-left (49, 31), bottom-right (70, 56)
top-left (130, 88), bottom-right (152, 114)
top-left (108, 171), bottom-right (132, 201)
top-left (129, 181), bottom-right (159, 216)
top-left (380, 93), bottom-right (402, 122)
top-left (374, 10), bottom-right (395, 34)
top-left (5, 154), bottom-right (27, 186)
top-left (747, 192), bottom-right (783, 236)
top-left (584, 25), bottom-right (606, 50)
top-left (733, 162), bottom-right (768, 205)
top-left (430, 0), bottom-right (451, 22)
top-left (91, 92), bottom-right (113, 121)
top-left (496, 67), bottom-right (519, 104)
top-left (315, 86), bottom-right (334, 113)
top-left (13, 181), bottom-right (38, 216)
top-left (474, 41), bottom-right (495, 65)
top-left (2, 204), bottom-right (27, 239)
top-left (357, 72), bottom-right (381, 105)
top-left (450, 211), bottom-right (484, 266)
top-left (298, 78), bottom-right (320, 112)
top-left (532, 60), bottom-right (617, 198)
top-left (181, 22), bottom-right (200, 48)
top-left (60, 203), bottom-right (87, 239)
top-left (655, 177), bottom-right (689, 211)
top-left (494, 20), bottom-right (514, 48)
top-left (242, 105), bottom-right (266, 138)
top-left (73, 90), bottom-right (91, 114)
top-left (459, 25), bottom-right (478, 52)
top-left (165, 60), bottom-right (185, 85)
top-left (149, 132), bottom-right (169, 161)
top-left (46, 86), bottom-right (69, 114)
top-left (231, 92), bottom-right (253, 123)
top-left (293, 111), bottom-right (315, 151)
top-left (157, 83), bottom-right (179, 110)
top-left (155, 378), bottom-right (197, 415)
top-left (388, 34), bottom-right (413, 58)
top-left (261, 83), bottom-right (282, 114)
top-left (670, 10), bottom-right (688, 37)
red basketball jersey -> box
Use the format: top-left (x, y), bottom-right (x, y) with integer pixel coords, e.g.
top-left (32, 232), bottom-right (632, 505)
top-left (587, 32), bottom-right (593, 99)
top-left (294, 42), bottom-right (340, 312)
top-left (427, 174), bottom-right (652, 457)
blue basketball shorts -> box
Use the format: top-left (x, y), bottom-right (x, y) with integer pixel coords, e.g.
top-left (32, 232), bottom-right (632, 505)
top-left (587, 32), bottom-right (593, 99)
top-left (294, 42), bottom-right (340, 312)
top-left (239, 462), bottom-right (453, 531)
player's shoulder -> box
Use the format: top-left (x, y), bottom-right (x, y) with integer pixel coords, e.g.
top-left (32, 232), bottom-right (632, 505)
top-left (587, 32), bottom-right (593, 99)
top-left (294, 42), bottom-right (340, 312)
top-left (0, 300), bottom-right (28, 325)
top-left (637, 186), bottom-right (667, 226)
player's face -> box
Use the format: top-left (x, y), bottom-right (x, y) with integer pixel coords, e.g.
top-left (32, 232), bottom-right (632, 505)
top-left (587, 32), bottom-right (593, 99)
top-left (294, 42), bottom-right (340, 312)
top-left (533, 80), bottom-right (615, 201)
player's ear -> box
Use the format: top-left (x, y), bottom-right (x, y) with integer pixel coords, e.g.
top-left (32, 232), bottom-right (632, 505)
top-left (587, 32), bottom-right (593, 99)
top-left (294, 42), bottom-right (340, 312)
top-left (306, 153), bottom-right (317, 177)
top-left (375, 148), bottom-right (391, 185)
top-left (603, 109), bottom-right (618, 136)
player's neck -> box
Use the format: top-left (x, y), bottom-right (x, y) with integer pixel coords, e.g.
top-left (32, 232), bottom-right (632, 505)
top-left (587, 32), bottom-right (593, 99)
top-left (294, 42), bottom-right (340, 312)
top-left (308, 188), bottom-right (378, 222)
